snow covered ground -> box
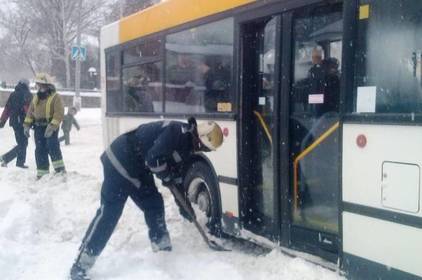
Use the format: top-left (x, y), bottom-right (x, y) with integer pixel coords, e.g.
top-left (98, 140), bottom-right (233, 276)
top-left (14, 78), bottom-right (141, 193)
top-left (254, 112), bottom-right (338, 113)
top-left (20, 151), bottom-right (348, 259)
top-left (0, 108), bottom-right (344, 280)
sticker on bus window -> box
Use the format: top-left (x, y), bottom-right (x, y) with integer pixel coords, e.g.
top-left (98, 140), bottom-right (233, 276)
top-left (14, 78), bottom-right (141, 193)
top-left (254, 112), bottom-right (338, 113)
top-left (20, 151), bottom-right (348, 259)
top-left (356, 86), bottom-right (376, 113)
top-left (258, 97), bottom-right (266, 105)
top-left (308, 94), bottom-right (324, 104)
top-left (359, 4), bottom-right (370, 20)
top-left (217, 102), bottom-right (232, 112)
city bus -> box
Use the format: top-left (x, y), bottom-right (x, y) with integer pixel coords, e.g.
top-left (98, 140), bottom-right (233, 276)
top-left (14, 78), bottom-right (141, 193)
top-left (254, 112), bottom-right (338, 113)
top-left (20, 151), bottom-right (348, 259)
top-left (100, 0), bottom-right (422, 278)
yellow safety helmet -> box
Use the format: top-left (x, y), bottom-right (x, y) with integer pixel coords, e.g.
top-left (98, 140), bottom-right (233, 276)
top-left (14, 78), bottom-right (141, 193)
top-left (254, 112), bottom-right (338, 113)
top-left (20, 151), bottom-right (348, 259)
top-left (34, 73), bottom-right (55, 85)
top-left (197, 121), bottom-right (223, 151)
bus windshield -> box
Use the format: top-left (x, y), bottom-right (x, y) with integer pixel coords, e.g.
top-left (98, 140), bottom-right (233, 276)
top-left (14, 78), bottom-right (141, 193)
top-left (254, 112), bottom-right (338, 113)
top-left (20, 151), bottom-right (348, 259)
top-left (353, 0), bottom-right (422, 114)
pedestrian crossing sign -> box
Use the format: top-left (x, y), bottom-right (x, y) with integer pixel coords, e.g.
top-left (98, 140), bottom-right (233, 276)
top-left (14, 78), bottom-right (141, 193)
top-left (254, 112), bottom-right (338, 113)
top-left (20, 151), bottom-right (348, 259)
top-left (71, 46), bottom-right (87, 61)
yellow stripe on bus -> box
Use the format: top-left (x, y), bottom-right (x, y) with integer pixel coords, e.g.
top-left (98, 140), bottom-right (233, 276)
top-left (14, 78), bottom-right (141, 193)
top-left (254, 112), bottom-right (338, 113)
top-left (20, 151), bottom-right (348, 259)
top-left (119, 0), bottom-right (255, 44)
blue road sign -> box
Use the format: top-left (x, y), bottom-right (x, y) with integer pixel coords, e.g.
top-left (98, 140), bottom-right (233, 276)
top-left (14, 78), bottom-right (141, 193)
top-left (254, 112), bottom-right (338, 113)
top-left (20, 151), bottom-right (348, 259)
top-left (79, 47), bottom-right (87, 61)
top-left (71, 46), bottom-right (80, 60)
top-left (71, 46), bottom-right (87, 61)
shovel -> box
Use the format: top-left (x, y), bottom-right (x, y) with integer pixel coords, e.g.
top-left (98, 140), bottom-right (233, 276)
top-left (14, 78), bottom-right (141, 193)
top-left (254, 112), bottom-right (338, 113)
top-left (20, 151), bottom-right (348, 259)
top-left (169, 185), bottom-right (230, 252)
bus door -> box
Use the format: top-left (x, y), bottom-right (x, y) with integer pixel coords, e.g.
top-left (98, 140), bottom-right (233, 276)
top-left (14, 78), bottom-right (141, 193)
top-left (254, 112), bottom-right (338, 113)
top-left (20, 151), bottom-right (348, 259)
top-left (239, 16), bottom-right (280, 239)
top-left (287, 4), bottom-right (343, 260)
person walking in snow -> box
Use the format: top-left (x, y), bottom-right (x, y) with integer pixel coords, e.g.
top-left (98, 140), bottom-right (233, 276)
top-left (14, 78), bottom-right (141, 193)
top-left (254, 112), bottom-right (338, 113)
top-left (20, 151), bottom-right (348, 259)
top-left (59, 106), bottom-right (80, 145)
top-left (0, 79), bottom-right (33, 168)
top-left (23, 73), bottom-right (66, 179)
top-left (70, 117), bottom-right (224, 280)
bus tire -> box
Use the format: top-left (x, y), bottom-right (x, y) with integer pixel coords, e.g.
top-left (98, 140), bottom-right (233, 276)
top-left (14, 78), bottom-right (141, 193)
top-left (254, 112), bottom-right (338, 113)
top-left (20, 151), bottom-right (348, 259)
top-left (183, 161), bottom-right (222, 237)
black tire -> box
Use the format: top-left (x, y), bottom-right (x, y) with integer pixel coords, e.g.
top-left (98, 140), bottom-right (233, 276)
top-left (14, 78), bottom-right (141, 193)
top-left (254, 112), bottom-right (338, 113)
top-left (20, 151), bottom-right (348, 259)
top-left (183, 161), bottom-right (222, 236)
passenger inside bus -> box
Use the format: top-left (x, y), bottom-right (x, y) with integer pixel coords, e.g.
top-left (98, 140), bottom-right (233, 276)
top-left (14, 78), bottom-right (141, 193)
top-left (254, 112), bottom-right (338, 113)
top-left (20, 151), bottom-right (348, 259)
top-left (123, 63), bottom-right (160, 113)
top-left (166, 53), bottom-right (203, 109)
top-left (321, 57), bottom-right (340, 113)
top-left (125, 76), bottom-right (154, 112)
top-left (200, 57), bottom-right (231, 112)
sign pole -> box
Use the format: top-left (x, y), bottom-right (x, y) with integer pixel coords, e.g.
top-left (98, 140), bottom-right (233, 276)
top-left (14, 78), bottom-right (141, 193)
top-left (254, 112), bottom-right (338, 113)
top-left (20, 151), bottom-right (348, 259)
top-left (74, 0), bottom-right (83, 111)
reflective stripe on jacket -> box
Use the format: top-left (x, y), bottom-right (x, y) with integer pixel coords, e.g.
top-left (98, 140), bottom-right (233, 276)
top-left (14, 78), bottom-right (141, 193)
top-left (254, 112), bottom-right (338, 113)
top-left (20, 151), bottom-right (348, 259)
top-left (24, 92), bottom-right (64, 127)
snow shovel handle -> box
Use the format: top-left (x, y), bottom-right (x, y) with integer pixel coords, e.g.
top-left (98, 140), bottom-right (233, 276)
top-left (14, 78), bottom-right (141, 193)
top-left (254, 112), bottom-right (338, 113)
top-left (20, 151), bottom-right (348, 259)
top-left (168, 185), bottom-right (211, 243)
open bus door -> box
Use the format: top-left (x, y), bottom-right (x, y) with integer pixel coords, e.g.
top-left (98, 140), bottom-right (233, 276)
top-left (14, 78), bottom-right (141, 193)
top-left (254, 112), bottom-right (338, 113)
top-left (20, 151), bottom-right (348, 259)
top-left (239, 15), bottom-right (280, 240)
top-left (288, 4), bottom-right (343, 261)
top-left (239, 2), bottom-right (342, 262)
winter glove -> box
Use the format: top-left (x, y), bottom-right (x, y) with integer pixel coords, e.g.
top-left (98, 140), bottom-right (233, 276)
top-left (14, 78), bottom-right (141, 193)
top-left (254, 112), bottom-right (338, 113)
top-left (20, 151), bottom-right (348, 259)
top-left (161, 174), bottom-right (183, 188)
top-left (161, 165), bottom-right (183, 187)
top-left (24, 126), bottom-right (31, 138)
top-left (44, 124), bottom-right (57, 138)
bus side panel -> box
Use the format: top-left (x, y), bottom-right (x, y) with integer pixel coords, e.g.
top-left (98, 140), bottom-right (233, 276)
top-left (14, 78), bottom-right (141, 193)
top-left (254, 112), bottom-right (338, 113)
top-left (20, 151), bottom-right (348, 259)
top-left (220, 182), bottom-right (239, 217)
top-left (343, 124), bottom-right (422, 210)
top-left (343, 213), bottom-right (422, 278)
top-left (100, 21), bottom-right (120, 51)
top-left (104, 117), bottom-right (120, 146)
top-left (204, 121), bottom-right (237, 178)
top-left (342, 123), bottom-right (422, 278)
top-left (206, 121), bottom-right (239, 228)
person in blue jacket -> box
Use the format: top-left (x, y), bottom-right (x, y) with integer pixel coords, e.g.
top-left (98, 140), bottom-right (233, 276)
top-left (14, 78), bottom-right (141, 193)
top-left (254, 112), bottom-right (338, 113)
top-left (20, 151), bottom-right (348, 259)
top-left (70, 117), bottom-right (223, 280)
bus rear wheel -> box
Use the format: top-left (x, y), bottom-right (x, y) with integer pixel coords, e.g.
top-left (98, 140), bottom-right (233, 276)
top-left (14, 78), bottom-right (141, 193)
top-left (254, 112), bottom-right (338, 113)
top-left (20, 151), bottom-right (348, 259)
top-left (183, 161), bottom-right (222, 236)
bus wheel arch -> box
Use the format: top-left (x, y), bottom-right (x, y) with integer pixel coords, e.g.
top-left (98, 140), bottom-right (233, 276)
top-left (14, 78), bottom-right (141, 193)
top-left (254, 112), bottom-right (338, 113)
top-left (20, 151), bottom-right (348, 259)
top-left (183, 155), bottom-right (223, 236)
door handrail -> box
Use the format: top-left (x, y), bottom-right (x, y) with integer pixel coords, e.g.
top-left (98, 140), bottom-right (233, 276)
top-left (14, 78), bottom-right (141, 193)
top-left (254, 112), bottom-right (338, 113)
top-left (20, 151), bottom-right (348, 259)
top-left (253, 110), bottom-right (273, 145)
top-left (293, 121), bottom-right (340, 211)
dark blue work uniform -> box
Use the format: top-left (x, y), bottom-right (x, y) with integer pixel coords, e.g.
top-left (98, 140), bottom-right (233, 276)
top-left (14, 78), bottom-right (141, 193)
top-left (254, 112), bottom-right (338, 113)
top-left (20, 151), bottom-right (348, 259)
top-left (78, 120), bottom-right (194, 258)
top-left (0, 82), bottom-right (32, 167)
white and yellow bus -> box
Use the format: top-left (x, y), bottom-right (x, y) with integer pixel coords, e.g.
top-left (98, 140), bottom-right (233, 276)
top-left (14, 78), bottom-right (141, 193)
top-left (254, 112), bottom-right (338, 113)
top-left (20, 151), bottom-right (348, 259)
top-left (100, 0), bottom-right (422, 278)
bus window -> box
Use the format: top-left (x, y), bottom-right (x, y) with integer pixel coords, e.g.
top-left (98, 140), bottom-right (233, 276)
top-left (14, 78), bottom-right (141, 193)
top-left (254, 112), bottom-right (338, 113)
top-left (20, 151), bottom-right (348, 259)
top-left (292, 10), bottom-right (342, 116)
top-left (165, 18), bottom-right (234, 114)
top-left (123, 38), bottom-right (162, 65)
top-left (106, 51), bottom-right (121, 113)
top-left (122, 62), bottom-right (163, 113)
top-left (353, 0), bottom-right (422, 114)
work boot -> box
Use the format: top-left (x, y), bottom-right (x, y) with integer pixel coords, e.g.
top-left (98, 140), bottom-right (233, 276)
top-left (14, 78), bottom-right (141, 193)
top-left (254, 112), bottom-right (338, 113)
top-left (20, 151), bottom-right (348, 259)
top-left (151, 232), bottom-right (172, 252)
top-left (70, 250), bottom-right (95, 280)
top-left (0, 157), bottom-right (6, 167)
top-left (70, 264), bottom-right (90, 280)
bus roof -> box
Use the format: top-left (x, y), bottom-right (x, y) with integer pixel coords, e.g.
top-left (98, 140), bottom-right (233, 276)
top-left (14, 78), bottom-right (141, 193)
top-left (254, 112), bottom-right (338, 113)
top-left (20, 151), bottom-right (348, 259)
top-left (118, 0), bottom-right (255, 44)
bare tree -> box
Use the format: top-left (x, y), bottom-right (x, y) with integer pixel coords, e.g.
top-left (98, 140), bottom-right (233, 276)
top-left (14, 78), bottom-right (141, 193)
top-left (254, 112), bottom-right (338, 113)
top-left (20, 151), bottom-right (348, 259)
top-left (0, 4), bottom-right (49, 76)
top-left (0, 0), bottom-right (109, 87)
top-left (0, 0), bottom-right (158, 87)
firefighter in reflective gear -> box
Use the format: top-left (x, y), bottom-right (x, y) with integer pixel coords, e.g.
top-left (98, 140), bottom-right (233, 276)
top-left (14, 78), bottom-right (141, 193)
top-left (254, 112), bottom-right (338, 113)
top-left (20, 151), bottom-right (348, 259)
top-left (70, 118), bottom-right (223, 280)
top-left (24, 73), bottom-right (65, 178)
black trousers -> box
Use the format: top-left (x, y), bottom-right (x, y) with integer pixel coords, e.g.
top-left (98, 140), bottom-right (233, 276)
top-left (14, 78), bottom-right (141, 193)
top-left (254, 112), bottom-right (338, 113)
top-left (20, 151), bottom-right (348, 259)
top-left (78, 154), bottom-right (168, 257)
top-left (1, 126), bottom-right (28, 166)
top-left (34, 126), bottom-right (65, 176)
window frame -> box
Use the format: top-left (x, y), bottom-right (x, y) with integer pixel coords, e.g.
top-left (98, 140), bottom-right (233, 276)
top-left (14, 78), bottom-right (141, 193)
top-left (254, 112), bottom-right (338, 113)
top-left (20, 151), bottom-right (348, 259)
top-left (105, 48), bottom-right (122, 114)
